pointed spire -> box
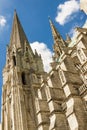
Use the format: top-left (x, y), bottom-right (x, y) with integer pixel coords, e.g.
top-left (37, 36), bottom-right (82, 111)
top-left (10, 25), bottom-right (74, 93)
top-left (49, 18), bottom-right (66, 60)
top-left (49, 18), bottom-right (65, 46)
top-left (65, 34), bottom-right (71, 46)
top-left (9, 10), bottom-right (31, 51)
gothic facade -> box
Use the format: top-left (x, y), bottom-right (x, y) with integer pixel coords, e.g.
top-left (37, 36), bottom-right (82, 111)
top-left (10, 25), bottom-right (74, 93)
top-left (1, 10), bottom-right (87, 130)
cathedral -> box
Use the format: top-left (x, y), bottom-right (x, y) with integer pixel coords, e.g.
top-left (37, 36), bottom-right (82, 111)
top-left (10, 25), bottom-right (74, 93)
top-left (1, 1), bottom-right (87, 130)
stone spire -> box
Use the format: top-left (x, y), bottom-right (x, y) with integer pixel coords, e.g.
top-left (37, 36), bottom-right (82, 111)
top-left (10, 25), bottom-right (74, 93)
top-left (9, 10), bottom-right (32, 52)
top-left (49, 18), bottom-right (66, 59)
top-left (65, 34), bottom-right (71, 46)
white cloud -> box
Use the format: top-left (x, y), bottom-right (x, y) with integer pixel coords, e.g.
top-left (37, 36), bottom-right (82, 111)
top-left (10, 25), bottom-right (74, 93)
top-left (30, 41), bottom-right (53, 72)
top-left (0, 16), bottom-right (7, 27)
top-left (55, 0), bottom-right (79, 25)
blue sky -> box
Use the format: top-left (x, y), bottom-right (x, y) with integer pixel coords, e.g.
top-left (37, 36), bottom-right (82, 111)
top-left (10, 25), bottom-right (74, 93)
top-left (0, 0), bottom-right (87, 118)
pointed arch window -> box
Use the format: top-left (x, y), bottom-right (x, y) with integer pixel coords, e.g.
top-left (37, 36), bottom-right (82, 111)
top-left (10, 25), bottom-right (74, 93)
top-left (7, 58), bottom-right (9, 64)
top-left (78, 49), bottom-right (85, 63)
top-left (21, 72), bottom-right (26, 85)
top-left (59, 69), bottom-right (66, 85)
top-left (13, 56), bottom-right (16, 66)
top-left (26, 47), bottom-right (28, 51)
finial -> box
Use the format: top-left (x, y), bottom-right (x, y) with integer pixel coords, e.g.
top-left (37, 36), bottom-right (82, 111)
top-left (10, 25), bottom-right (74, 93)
top-left (14, 9), bottom-right (18, 17)
top-left (13, 9), bottom-right (18, 19)
top-left (14, 9), bottom-right (17, 15)
top-left (48, 16), bottom-right (53, 25)
top-left (14, 9), bottom-right (17, 12)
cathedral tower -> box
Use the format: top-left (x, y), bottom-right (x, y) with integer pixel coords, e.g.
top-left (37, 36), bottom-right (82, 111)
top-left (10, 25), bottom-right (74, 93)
top-left (1, 10), bottom-right (44, 130)
top-left (1, 10), bottom-right (87, 130)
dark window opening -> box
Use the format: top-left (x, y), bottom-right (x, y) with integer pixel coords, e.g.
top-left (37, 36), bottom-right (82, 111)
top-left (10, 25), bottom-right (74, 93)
top-left (26, 47), bottom-right (28, 51)
top-left (7, 59), bottom-right (9, 64)
top-left (13, 56), bottom-right (16, 66)
top-left (22, 72), bottom-right (26, 85)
